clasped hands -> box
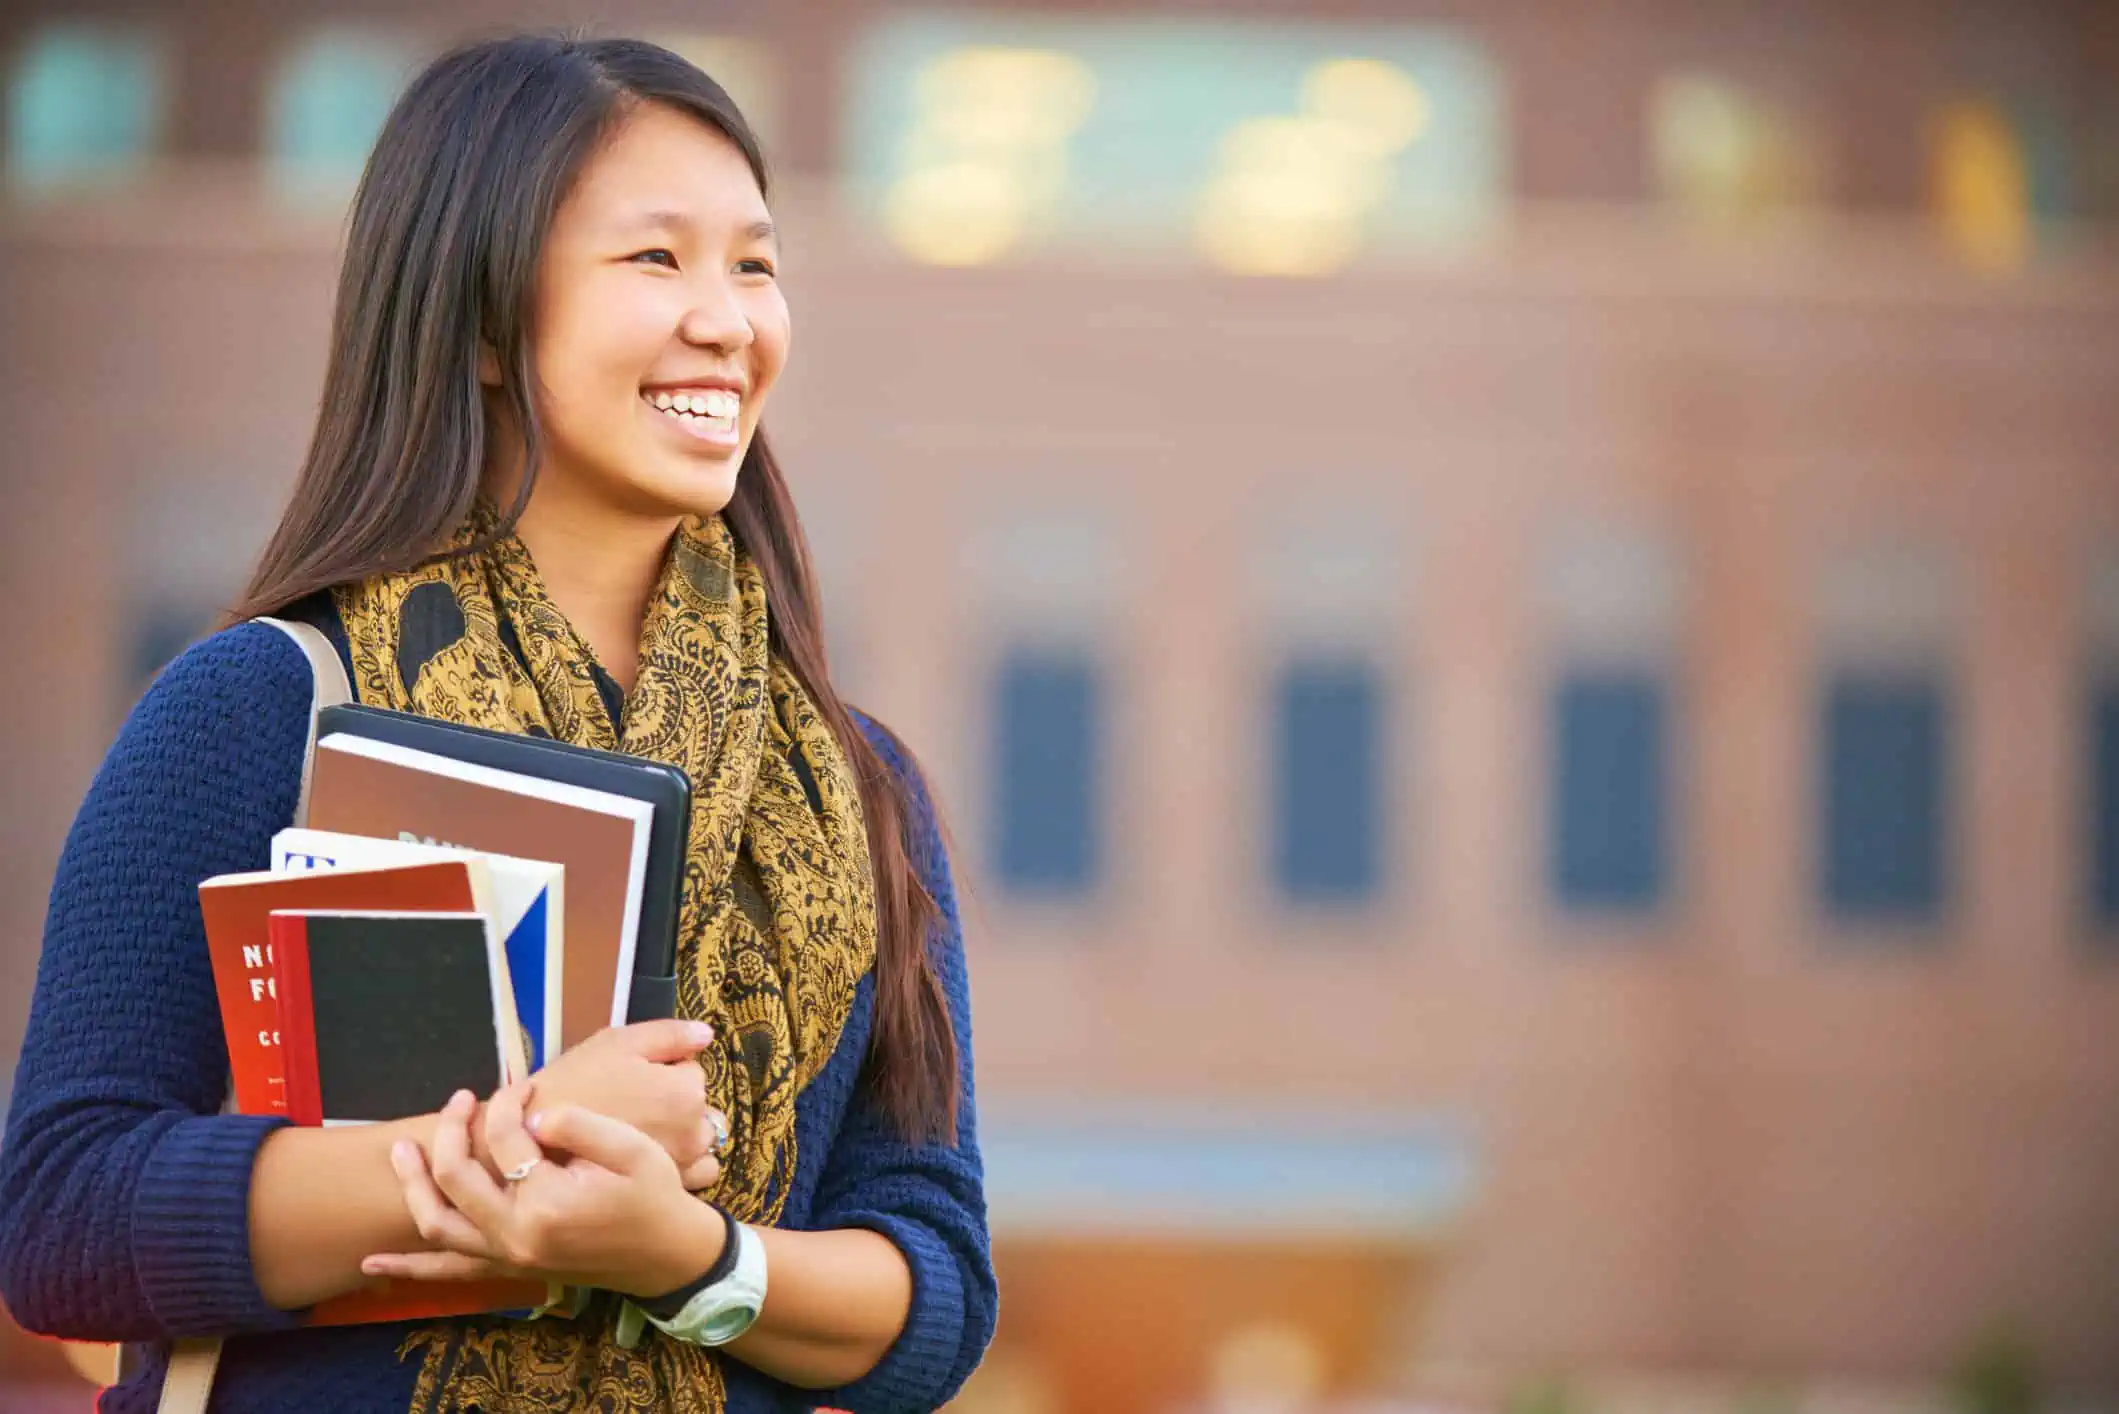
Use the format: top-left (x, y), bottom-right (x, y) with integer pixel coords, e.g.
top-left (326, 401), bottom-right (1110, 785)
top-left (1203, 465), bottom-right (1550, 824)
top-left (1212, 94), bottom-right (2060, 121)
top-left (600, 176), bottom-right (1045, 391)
top-left (360, 1018), bottom-right (735, 1300)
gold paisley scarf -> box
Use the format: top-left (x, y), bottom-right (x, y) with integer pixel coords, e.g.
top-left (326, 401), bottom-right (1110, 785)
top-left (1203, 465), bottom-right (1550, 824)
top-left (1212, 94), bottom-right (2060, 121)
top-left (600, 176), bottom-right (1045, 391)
top-left (332, 505), bottom-right (877, 1413)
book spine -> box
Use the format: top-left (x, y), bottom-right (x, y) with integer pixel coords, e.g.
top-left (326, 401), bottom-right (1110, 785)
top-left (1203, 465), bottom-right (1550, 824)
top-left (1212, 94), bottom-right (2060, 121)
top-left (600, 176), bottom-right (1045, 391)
top-left (308, 1277), bottom-right (550, 1327)
top-left (269, 913), bottom-right (323, 1128)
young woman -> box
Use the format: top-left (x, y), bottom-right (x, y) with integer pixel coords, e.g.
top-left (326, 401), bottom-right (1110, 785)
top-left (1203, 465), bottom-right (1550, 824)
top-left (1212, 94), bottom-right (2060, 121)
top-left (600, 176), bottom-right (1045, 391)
top-left (0, 34), bottom-right (993, 1414)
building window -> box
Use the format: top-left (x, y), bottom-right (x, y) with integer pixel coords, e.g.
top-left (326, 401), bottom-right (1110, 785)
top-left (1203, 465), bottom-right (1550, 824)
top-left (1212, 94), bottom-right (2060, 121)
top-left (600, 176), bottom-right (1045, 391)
top-left (1821, 672), bottom-right (1948, 925)
top-left (991, 645), bottom-right (1102, 897)
top-left (845, 13), bottom-right (1505, 270)
top-left (1272, 655), bottom-right (1385, 905)
top-left (6, 23), bottom-right (164, 187)
top-left (267, 30), bottom-right (417, 195)
top-left (2093, 680), bottom-right (2119, 932)
top-left (1550, 669), bottom-right (1668, 913)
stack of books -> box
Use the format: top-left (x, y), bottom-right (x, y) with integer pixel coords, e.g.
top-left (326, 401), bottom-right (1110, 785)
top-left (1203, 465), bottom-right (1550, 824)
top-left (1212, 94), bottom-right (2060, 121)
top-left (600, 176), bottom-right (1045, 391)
top-left (197, 705), bottom-right (692, 1325)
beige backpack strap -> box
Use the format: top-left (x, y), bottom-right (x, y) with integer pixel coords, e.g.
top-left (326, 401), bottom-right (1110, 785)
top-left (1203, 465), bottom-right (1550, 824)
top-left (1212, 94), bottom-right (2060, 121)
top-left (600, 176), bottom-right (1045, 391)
top-left (255, 616), bottom-right (354, 823)
top-left (152, 618), bottom-right (352, 1414)
top-left (156, 1340), bottom-right (224, 1414)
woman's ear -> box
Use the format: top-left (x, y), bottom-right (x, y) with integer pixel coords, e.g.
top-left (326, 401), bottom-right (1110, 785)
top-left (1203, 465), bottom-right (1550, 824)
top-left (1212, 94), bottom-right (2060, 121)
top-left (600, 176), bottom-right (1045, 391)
top-left (477, 343), bottom-right (502, 387)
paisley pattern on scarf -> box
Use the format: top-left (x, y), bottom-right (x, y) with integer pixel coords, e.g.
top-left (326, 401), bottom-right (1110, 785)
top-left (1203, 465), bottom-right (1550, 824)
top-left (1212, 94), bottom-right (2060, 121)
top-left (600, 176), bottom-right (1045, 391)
top-left (333, 505), bottom-right (878, 1414)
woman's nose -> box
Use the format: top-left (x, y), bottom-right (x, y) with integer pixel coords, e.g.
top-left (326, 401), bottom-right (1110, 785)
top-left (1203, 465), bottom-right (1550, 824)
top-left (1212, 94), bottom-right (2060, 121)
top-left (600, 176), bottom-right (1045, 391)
top-left (677, 282), bottom-right (753, 352)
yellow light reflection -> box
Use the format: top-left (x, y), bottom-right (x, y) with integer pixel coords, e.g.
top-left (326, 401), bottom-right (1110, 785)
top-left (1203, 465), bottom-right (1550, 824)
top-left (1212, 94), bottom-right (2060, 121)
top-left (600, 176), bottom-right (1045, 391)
top-left (914, 47), bottom-right (1096, 138)
top-left (1931, 100), bottom-right (2030, 274)
top-left (884, 162), bottom-right (1034, 267)
top-left (1302, 58), bottom-right (1430, 155)
top-left (886, 46), bottom-right (1095, 267)
top-left (1194, 58), bottom-right (1427, 278)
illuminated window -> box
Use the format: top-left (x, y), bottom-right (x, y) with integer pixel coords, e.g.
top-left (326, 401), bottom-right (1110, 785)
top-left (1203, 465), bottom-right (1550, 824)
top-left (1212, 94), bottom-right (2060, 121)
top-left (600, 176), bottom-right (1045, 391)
top-left (1929, 96), bottom-right (2079, 273)
top-left (1931, 101), bottom-right (2030, 271)
top-left (6, 23), bottom-right (164, 187)
top-left (879, 44), bottom-right (1096, 266)
top-left (1195, 58), bottom-right (1433, 277)
top-left (845, 15), bottom-right (1505, 269)
top-left (268, 30), bottom-right (418, 196)
top-left (1649, 73), bottom-right (1826, 223)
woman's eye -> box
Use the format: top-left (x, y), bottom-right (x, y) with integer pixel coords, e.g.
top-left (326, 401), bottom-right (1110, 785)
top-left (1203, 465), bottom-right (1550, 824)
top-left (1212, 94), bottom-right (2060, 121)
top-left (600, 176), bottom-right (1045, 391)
top-left (629, 249), bottom-right (679, 269)
top-left (735, 258), bottom-right (776, 277)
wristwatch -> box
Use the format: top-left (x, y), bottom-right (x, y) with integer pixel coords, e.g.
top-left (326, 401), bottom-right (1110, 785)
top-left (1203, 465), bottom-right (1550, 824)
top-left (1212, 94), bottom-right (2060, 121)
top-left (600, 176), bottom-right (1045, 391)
top-left (624, 1206), bottom-right (768, 1348)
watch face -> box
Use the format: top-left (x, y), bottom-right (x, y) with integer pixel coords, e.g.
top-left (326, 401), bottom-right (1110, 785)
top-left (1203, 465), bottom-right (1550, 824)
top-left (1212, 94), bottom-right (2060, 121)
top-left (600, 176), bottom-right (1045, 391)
top-left (699, 1303), bottom-right (761, 1344)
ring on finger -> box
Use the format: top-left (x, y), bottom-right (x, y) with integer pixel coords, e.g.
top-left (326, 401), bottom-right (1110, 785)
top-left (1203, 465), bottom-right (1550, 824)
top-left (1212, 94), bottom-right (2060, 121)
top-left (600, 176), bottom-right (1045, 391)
top-left (503, 1156), bottom-right (544, 1184)
top-left (707, 1110), bottom-right (730, 1155)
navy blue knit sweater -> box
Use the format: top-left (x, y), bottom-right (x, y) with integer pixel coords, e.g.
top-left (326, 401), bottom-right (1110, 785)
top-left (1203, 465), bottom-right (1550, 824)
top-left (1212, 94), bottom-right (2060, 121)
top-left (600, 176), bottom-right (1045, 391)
top-left (0, 620), bottom-right (994, 1413)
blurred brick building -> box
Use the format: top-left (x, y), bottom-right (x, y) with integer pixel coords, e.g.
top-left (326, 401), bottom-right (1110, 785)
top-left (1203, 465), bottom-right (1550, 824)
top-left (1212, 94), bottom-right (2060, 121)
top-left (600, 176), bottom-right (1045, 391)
top-left (2, 0), bottom-right (2118, 1407)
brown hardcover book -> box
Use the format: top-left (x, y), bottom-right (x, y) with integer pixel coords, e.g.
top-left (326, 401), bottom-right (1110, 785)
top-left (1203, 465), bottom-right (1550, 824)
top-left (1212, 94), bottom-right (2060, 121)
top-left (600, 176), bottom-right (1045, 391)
top-left (306, 733), bottom-right (655, 1051)
top-left (197, 860), bottom-right (484, 1117)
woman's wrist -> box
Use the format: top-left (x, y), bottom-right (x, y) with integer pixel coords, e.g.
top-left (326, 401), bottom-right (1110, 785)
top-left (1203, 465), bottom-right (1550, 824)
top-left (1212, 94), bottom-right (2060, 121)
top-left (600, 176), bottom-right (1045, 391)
top-left (623, 1194), bottom-right (730, 1299)
top-left (405, 1102), bottom-right (501, 1179)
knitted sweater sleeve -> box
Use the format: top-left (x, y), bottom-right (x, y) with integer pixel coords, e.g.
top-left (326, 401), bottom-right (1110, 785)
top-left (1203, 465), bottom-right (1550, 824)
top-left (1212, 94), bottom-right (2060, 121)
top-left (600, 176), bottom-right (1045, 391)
top-left (0, 624), bottom-right (313, 1342)
top-left (811, 720), bottom-right (997, 1414)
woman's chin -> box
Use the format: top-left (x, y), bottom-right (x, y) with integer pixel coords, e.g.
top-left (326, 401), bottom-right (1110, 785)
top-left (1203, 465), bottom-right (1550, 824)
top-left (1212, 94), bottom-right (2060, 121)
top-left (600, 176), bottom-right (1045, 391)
top-left (642, 464), bottom-right (740, 520)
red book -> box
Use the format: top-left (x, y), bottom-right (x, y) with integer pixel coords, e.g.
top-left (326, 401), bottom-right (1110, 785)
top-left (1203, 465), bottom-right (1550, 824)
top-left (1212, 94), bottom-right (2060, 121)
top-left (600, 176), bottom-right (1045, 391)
top-left (198, 860), bottom-right (483, 1117)
top-left (272, 914), bottom-right (321, 1128)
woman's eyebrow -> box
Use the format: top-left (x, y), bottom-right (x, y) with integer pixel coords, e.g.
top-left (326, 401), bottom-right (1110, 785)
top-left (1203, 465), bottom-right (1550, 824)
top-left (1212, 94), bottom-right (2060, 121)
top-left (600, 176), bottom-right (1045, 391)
top-left (618, 210), bottom-right (778, 247)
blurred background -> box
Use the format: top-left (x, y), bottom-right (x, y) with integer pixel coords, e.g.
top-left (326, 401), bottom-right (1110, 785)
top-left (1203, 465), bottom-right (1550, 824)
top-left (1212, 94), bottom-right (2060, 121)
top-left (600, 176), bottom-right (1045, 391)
top-left (2, 0), bottom-right (2117, 1411)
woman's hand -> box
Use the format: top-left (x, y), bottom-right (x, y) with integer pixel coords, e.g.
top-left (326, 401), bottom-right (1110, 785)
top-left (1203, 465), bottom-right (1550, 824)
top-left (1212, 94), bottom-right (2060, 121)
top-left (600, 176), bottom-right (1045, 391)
top-left (366, 1086), bottom-right (727, 1297)
top-left (509, 1019), bottom-right (727, 1191)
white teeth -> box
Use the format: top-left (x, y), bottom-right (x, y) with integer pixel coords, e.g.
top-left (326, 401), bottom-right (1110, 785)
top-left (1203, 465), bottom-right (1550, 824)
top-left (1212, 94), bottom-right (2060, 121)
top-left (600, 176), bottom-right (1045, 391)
top-left (644, 389), bottom-right (739, 423)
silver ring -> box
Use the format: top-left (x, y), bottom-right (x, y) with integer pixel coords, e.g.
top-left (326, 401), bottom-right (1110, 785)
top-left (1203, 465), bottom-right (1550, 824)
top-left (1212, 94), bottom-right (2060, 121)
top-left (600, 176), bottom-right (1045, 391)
top-left (707, 1110), bottom-right (730, 1155)
top-left (502, 1156), bottom-right (543, 1184)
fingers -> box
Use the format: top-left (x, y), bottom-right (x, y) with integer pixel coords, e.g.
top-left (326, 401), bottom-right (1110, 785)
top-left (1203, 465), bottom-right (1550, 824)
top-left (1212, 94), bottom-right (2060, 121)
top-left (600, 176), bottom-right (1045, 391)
top-left (678, 1151), bottom-right (723, 1191)
top-left (427, 1090), bottom-right (513, 1235)
top-left (482, 1081), bottom-right (543, 1187)
top-left (391, 1137), bottom-right (493, 1259)
top-left (361, 1249), bottom-right (506, 1283)
top-left (527, 1103), bottom-right (664, 1178)
top-left (612, 1018), bottom-right (716, 1064)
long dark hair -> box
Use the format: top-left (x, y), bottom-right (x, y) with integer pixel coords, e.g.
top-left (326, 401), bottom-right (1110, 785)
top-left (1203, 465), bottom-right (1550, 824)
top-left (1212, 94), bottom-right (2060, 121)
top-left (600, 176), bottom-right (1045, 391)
top-left (226, 34), bottom-right (958, 1142)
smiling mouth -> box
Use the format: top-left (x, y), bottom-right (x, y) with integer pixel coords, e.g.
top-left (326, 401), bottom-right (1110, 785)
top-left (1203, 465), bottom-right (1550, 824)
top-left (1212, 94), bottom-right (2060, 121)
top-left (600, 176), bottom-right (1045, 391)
top-left (642, 388), bottom-right (740, 439)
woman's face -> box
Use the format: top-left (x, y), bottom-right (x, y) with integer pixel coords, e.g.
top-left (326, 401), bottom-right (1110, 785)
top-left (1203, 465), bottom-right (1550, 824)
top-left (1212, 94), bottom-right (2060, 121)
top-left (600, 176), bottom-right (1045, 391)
top-left (507, 100), bottom-right (788, 522)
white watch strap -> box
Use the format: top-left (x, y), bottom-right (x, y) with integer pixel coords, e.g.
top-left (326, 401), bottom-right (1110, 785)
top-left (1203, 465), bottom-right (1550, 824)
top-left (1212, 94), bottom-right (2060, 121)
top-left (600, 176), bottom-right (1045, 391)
top-left (643, 1219), bottom-right (769, 1348)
